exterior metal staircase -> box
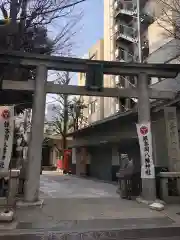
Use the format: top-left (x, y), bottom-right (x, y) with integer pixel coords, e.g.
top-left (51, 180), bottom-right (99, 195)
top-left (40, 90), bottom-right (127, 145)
top-left (115, 48), bottom-right (134, 62)
top-left (113, 0), bottom-right (151, 112)
top-left (115, 24), bottom-right (138, 43)
top-left (114, 0), bottom-right (137, 17)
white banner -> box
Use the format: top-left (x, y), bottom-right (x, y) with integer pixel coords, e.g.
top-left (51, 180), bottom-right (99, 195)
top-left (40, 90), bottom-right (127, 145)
top-left (0, 106), bottom-right (14, 171)
top-left (136, 122), bottom-right (155, 179)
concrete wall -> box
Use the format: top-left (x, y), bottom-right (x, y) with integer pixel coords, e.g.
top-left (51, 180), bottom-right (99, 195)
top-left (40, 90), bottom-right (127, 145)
top-left (146, 0), bottom-right (180, 64)
top-left (72, 105), bottom-right (180, 183)
top-left (89, 146), bottom-right (112, 181)
top-left (152, 112), bottom-right (169, 168)
top-left (147, 39), bottom-right (180, 88)
top-left (104, 0), bottom-right (116, 117)
top-left (85, 112), bottom-right (170, 182)
top-left (145, 0), bottom-right (180, 87)
top-left (147, 39), bottom-right (180, 63)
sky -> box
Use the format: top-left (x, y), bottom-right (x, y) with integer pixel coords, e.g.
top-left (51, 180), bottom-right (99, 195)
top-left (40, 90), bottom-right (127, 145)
top-left (73, 0), bottom-right (104, 57)
top-left (72, 0), bottom-right (104, 84)
top-left (46, 0), bottom-right (104, 106)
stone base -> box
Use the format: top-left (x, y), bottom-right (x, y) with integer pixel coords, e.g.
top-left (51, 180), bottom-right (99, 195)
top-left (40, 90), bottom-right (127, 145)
top-left (0, 210), bottom-right (14, 222)
top-left (136, 196), bottom-right (153, 205)
top-left (0, 220), bottom-right (17, 230)
top-left (159, 172), bottom-right (180, 204)
top-left (149, 202), bottom-right (165, 211)
top-left (16, 199), bottom-right (44, 208)
top-left (136, 197), bottom-right (165, 211)
top-left (56, 169), bottom-right (63, 174)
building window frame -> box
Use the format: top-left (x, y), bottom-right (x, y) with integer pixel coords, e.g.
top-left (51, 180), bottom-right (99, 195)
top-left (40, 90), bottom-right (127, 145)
top-left (88, 100), bottom-right (97, 115)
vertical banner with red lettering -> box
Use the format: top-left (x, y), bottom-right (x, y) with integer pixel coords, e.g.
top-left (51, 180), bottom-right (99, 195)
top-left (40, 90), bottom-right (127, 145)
top-left (0, 106), bottom-right (14, 171)
top-left (136, 122), bottom-right (155, 179)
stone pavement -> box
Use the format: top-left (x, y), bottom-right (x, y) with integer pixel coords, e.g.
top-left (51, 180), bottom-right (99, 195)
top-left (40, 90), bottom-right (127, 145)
top-left (14, 173), bottom-right (178, 227)
top-left (39, 172), bottom-right (119, 199)
top-left (1, 172), bottom-right (180, 239)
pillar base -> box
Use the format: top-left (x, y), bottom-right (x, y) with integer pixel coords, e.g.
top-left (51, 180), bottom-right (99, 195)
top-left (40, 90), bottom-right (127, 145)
top-left (16, 199), bottom-right (44, 208)
top-left (0, 210), bottom-right (14, 222)
top-left (141, 178), bottom-right (156, 201)
top-left (136, 197), bottom-right (165, 211)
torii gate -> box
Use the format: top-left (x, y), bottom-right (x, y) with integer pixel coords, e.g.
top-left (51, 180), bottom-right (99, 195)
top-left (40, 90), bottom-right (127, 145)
top-left (0, 51), bottom-right (179, 202)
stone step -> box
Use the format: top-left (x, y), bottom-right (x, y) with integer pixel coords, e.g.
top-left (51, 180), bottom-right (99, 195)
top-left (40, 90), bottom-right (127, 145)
top-left (15, 216), bottom-right (175, 231)
top-left (1, 226), bottom-right (180, 240)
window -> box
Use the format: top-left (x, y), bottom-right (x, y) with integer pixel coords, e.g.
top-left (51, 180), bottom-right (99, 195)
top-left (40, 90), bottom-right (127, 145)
top-left (119, 48), bottom-right (125, 60)
top-left (80, 72), bottom-right (86, 80)
top-left (88, 100), bottom-right (97, 114)
top-left (119, 76), bottom-right (126, 87)
top-left (129, 76), bottom-right (136, 86)
top-left (115, 103), bottom-right (120, 112)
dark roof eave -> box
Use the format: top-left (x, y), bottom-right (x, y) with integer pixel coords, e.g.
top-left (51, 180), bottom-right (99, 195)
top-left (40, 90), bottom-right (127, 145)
top-left (67, 108), bottom-right (137, 137)
top-left (67, 93), bottom-right (180, 138)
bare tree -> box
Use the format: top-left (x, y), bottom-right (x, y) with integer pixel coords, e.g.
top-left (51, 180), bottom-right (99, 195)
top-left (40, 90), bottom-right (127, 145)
top-left (152, 0), bottom-right (180, 41)
top-left (0, 0), bottom-right (85, 122)
top-left (51, 72), bottom-right (71, 150)
top-left (68, 96), bottom-right (88, 131)
top-left (46, 72), bottom-right (88, 151)
top-left (0, 0), bottom-right (85, 54)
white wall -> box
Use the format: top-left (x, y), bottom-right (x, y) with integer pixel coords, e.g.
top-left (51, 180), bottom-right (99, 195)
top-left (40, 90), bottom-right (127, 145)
top-left (104, 0), bottom-right (116, 117)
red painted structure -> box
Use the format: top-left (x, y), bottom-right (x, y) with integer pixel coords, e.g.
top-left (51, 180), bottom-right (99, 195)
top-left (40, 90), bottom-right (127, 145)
top-left (57, 149), bottom-right (72, 172)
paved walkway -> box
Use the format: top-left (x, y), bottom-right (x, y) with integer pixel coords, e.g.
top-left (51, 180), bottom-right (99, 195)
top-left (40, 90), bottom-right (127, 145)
top-left (40, 172), bottom-right (119, 199)
top-left (15, 172), bottom-right (172, 225)
top-left (1, 172), bottom-right (180, 239)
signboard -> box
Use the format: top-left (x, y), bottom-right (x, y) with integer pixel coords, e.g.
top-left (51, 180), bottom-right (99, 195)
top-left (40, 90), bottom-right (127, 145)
top-left (136, 122), bottom-right (155, 178)
top-left (0, 106), bottom-right (14, 171)
top-left (164, 107), bottom-right (180, 171)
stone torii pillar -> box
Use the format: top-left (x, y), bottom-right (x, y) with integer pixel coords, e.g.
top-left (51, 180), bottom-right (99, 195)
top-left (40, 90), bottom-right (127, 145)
top-left (24, 65), bottom-right (47, 202)
top-left (137, 72), bottom-right (156, 201)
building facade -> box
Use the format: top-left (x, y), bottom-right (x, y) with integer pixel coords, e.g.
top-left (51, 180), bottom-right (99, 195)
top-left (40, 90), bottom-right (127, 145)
top-left (78, 39), bottom-right (104, 124)
top-left (103, 0), bottom-right (169, 117)
top-left (69, 1), bottom-right (180, 202)
top-left (79, 1), bottom-right (177, 122)
top-left (146, 0), bottom-right (180, 92)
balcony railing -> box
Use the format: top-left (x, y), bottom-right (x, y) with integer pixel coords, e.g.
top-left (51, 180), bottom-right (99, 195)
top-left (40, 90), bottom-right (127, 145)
top-left (115, 24), bottom-right (138, 43)
top-left (114, 1), bottom-right (137, 17)
top-left (115, 48), bottom-right (134, 62)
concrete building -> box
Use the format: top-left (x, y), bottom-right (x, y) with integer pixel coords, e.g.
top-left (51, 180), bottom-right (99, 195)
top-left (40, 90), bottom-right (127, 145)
top-left (146, 0), bottom-right (180, 92)
top-left (104, 0), bottom-right (180, 95)
top-left (69, 1), bottom-right (180, 202)
top-left (79, 1), bottom-right (175, 122)
top-left (78, 39), bottom-right (104, 124)
top-left (103, 0), bottom-right (165, 116)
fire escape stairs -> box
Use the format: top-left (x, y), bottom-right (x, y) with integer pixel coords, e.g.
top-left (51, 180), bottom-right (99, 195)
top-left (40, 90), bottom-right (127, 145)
top-left (115, 24), bottom-right (138, 43)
